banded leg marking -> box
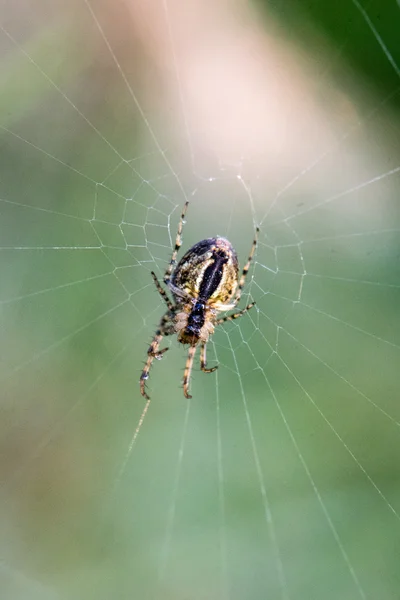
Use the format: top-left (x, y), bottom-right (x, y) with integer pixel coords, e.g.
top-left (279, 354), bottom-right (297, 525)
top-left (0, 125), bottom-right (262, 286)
top-left (164, 201), bottom-right (189, 284)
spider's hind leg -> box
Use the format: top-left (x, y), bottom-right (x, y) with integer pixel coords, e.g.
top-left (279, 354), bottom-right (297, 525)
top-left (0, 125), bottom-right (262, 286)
top-left (151, 271), bottom-right (173, 310)
top-left (232, 227), bottom-right (259, 306)
top-left (164, 201), bottom-right (189, 285)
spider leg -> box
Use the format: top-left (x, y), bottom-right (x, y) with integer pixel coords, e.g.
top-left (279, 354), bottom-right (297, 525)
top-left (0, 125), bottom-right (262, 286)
top-left (140, 316), bottom-right (170, 400)
top-left (151, 271), bottom-right (173, 310)
top-left (183, 344), bottom-right (197, 399)
top-left (164, 201), bottom-right (189, 285)
top-left (217, 302), bottom-right (256, 325)
top-left (200, 342), bottom-right (218, 373)
top-left (232, 227), bottom-right (259, 305)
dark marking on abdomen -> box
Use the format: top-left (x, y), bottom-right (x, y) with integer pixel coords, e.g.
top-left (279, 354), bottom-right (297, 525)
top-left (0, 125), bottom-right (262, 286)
top-left (199, 249), bottom-right (228, 301)
top-left (183, 247), bottom-right (229, 338)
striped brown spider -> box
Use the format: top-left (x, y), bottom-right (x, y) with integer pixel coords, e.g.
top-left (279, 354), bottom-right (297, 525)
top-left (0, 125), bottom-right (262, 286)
top-left (140, 201), bottom-right (258, 399)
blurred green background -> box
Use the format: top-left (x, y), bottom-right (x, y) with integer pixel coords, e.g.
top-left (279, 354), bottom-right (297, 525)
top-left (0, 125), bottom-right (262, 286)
top-left (0, 1), bottom-right (399, 599)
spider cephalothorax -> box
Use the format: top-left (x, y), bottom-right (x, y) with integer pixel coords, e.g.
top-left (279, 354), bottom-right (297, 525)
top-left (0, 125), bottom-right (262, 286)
top-left (140, 202), bottom-right (258, 399)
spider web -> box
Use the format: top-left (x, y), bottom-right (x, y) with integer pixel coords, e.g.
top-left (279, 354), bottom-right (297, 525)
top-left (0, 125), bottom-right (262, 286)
top-left (1, 1), bottom-right (400, 599)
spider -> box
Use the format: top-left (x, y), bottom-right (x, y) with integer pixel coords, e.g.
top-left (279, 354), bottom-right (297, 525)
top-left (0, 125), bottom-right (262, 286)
top-left (140, 201), bottom-right (258, 399)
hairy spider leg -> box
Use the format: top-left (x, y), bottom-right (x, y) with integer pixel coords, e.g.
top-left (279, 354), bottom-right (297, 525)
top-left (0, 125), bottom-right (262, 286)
top-left (183, 344), bottom-right (197, 399)
top-left (151, 271), bottom-right (173, 310)
top-left (200, 341), bottom-right (218, 373)
top-left (232, 226), bottom-right (259, 306)
top-left (217, 302), bottom-right (256, 325)
top-left (164, 201), bottom-right (189, 285)
top-left (140, 315), bottom-right (170, 400)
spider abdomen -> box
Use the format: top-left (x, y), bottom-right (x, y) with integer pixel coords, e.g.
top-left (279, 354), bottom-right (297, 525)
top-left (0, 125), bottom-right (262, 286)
top-left (170, 237), bottom-right (239, 306)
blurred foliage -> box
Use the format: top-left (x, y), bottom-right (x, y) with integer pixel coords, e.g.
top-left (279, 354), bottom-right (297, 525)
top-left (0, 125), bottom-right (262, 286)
top-left (259, 0), bottom-right (400, 102)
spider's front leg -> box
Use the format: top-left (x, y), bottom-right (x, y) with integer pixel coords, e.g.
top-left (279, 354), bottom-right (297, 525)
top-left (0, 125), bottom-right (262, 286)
top-left (217, 302), bottom-right (256, 325)
top-left (183, 344), bottom-right (197, 399)
top-left (140, 315), bottom-right (170, 400)
top-left (200, 341), bottom-right (218, 373)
